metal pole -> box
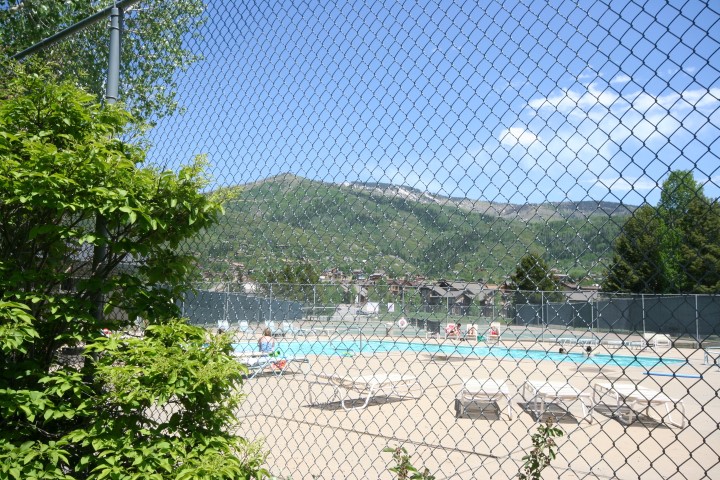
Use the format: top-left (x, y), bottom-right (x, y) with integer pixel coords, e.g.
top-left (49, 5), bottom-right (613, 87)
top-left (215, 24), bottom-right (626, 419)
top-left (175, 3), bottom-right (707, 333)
top-left (695, 294), bottom-right (699, 348)
top-left (642, 294), bottom-right (646, 337)
top-left (11, 0), bottom-right (140, 61)
top-left (91, 7), bottom-right (122, 323)
top-left (105, 7), bottom-right (121, 104)
top-left (224, 283), bottom-right (229, 328)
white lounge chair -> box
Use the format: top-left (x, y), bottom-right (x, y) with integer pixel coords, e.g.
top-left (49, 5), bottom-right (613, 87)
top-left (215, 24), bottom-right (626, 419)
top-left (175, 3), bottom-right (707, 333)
top-left (444, 323), bottom-right (460, 339)
top-left (462, 324), bottom-right (479, 341)
top-left (217, 318), bottom-right (230, 333)
top-left (238, 320), bottom-right (251, 336)
top-left (281, 320), bottom-right (311, 337)
top-left (520, 380), bottom-right (593, 423)
top-left (456, 378), bottom-right (513, 419)
top-left (487, 322), bottom-right (502, 342)
top-left (233, 351), bottom-right (310, 379)
top-left (644, 333), bottom-right (672, 348)
top-left (557, 337), bottom-right (578, 348)
top-left (308, 371), bottom-right (421, 411)
top-left (592, 382), bottom-right (686, 428)
top-left (264, 320), bottom-right (280, 337)
top-left (704, 347), bottom-right (720, 370)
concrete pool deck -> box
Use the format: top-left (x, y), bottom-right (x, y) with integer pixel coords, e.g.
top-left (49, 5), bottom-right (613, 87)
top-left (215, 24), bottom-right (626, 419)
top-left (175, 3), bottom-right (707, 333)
top-left (231, 337), bottom-right (720, 479)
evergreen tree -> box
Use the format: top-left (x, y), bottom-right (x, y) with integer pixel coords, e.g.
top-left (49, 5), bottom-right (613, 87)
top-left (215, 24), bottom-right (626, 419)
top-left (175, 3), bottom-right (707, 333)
top-left (510, 253), bottom-right (559, 304)
top-left (603, 205), bottom-right (666, 293)
top-left (262, 262), bottom-right (319, 302)
top-left (604, 171), bottom-right (720, 293)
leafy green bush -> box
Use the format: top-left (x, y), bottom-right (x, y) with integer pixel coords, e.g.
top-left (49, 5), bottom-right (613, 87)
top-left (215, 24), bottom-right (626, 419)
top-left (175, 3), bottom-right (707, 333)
top-left (0, 62), bottom-right (266, 479)
top-left (519, 417), bottom-right (564, 480)
top-left (383, 446), bottom-right (435, 480)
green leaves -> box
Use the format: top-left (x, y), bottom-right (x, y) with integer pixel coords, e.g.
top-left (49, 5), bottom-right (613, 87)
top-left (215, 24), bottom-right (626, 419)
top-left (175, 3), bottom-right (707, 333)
top-left (604, 171), bottom-right (720, 293)
top-left (0, 301), bottom-right (38, 354)
top-left (0, 65), bottom-right (263, 479)
top-left (0, 440), bottom-right (72, 480)
top-left (2, 0), bottom-right (206, 128)
top-left (519, 418), bottom-right (564, 480)
top-left (510, 253), bottom-right (561, 303)
top-left (69, 320), bottom-right (262, 479)
top-left (383, 446), bottom-right (435, 480)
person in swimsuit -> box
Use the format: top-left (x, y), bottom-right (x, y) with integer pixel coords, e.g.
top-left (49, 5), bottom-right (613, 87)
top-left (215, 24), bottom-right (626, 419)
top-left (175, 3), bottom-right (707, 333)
top-left (467, 324), bottom-right (478, 341)
top-left (258, 328), bottom-right (275, 354)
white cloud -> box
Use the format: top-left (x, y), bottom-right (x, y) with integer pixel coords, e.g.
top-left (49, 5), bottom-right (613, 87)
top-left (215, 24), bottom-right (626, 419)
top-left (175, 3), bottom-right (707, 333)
top-left (521, 83), bottom-right (720, 157)
top-left (499, 127), bottom-right (539, 147)
top-left (491, 82), bottom-right (720, 203)
top-left (596, 176), bottom-right (657, 192)
top-left (611, 74), bottom-right (631, 85)
top-left (578, 70), bottom-right (596, 82)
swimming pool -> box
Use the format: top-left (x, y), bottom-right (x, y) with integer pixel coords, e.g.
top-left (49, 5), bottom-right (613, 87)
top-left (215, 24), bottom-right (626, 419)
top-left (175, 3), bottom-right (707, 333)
top-left (232, 339), bottom-right (685, 369)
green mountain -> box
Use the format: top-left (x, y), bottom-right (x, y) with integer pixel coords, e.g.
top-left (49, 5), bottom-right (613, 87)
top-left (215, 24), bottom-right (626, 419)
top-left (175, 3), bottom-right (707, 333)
top-left (193, 174), bottom-right (632, 283)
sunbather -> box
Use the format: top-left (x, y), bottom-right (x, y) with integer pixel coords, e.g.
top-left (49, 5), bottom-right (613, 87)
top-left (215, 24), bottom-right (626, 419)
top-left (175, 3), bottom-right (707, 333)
top-left (258, 328), bottom-right (275, 353)
top-left (467, 324), bottom-right (478, 341)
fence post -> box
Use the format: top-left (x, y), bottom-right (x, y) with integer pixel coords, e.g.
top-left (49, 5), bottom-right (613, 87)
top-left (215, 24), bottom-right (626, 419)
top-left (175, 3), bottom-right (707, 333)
top-left (642, 294), bottom-right (646, 337)
top-left (695, 294), bottom-right (699, 348)
top-left (224, 282), bottom-right (229, 327)
top-left (106, 7), bottom-right (121, 104)
top-left (91, 7), bottom-right (122, 323)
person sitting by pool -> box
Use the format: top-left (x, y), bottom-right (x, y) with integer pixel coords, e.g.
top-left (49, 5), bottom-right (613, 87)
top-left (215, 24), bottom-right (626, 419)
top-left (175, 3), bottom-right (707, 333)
top-left (445, 323), bottom-right (456, 338)
top-left (258, 328), bottom-right (275, 354)
top-left (467, 324), bottom-right (478, 341)
top-left (487, 324), bottom-right (500, 342)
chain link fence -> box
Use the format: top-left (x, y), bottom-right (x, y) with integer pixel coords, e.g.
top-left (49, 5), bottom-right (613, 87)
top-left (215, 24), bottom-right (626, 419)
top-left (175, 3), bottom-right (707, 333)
top-left (9, 0), bottom-right (720, 478)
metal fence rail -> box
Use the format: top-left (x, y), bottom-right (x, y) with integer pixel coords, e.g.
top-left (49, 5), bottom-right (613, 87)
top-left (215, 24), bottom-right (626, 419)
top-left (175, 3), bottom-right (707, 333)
top-left (10, 0), bottom-right (720, 478)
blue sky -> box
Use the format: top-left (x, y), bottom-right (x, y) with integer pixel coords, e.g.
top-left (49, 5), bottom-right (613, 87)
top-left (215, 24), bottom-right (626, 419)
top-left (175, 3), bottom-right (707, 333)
top-left (146, 0), bottom-right (720, 205)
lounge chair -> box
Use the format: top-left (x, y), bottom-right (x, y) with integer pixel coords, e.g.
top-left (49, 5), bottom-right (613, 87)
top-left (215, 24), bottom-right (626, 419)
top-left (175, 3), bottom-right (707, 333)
top-left (456, 378), bottom-right (513, 419)
top-left (520, 380), bottom-right (593, 423)
top-left (601, 336), bottom-right (646, 350)
top-left (704, 347), bottom-right (720, 370)
top-left (558, 337), bottom-right (598, 349)
top-left (444, 323), bottom-right (460, 339)
top-left (463, 324), bottom-right (480, 341)
top-left (592, 382), bottom-right (686, 428)
top-left (308, 371), bottom-right (421, 411)
top-left (643, 333), bottom-right (672, 348)
top-left (233, 351), bottom-right (311, 379)
top-left (487, 322), bottom-right (501, 342)
top-left (281, 320), bottom-right (311, 337)
top-left (217, 318), bottom-right (230, 333)
top-left (264, 320), bottom-right (281, 337)
top-left (238, 320), bottom-right (251, 336)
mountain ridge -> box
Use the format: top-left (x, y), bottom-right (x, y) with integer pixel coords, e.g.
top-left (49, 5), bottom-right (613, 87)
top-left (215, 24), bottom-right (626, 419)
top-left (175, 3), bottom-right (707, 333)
top-left (246, 174), bottom-right (635, 221)
top-left (197, 173), bottom-right (631, 282)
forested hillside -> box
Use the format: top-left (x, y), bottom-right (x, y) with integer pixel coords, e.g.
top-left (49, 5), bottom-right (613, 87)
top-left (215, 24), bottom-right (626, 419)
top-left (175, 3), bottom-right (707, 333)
top-left (192, 174), bottom-right (631, 283)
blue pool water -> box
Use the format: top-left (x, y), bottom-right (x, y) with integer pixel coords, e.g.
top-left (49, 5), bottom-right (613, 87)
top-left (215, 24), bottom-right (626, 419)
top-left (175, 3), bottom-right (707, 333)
top-left (232, 339), bottom-right (685, 369)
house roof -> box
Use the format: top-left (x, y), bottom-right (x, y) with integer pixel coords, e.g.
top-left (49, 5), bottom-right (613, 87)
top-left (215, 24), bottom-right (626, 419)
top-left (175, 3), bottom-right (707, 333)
top-left (564, 290), bottom-right (599, 302)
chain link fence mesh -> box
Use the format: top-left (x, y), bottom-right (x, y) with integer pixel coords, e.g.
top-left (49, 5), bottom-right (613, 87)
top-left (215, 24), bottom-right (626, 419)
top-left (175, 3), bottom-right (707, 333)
top-left (10, 0), bottom-right (720, 478)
